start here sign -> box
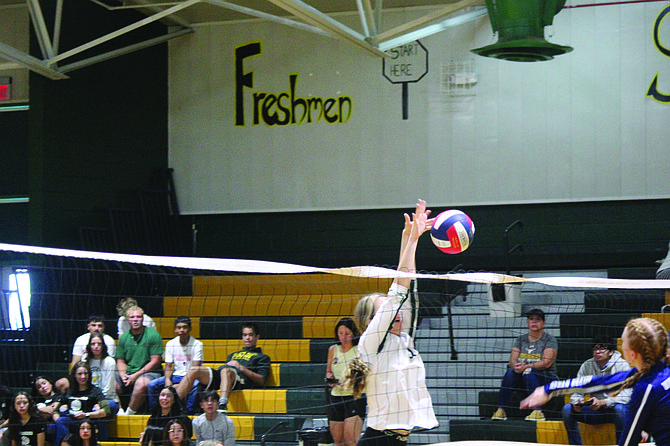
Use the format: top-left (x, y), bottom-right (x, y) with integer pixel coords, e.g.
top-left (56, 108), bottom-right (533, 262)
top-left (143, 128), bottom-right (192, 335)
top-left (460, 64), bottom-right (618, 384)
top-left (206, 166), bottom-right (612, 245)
top-left (382, 40), bottom-right (429, 84)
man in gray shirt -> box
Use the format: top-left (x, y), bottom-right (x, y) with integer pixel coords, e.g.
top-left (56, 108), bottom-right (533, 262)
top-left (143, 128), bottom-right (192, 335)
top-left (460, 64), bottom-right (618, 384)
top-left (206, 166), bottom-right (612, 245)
top-left (193, 390), bottom-right (235, 446)
top-left (562, 335), bottom-right (631, 445)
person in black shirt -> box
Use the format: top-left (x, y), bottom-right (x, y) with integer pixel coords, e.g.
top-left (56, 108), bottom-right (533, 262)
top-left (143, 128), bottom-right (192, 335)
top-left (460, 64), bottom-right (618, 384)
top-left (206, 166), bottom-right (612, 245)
top-left (54, 363), bottom-right (110, 446)
top-left (32, 376), bottom-right (63, 444)
top-left (7, 392), bottom-right (45, 446)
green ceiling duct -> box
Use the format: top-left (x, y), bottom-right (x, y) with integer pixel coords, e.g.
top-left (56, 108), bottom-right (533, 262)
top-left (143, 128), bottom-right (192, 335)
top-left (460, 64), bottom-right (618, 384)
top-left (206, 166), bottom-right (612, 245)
top-left (471, 0), bottom-right (573, 62)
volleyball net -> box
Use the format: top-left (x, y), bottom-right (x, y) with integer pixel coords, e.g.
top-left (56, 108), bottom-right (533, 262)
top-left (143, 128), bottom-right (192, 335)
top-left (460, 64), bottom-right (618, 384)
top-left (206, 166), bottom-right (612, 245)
top-left (1, 242), bottom-right (669, 444)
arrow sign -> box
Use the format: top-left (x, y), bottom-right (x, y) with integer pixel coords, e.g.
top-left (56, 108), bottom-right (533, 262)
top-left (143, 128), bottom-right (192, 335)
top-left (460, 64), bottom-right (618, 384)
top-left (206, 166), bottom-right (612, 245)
top-left (382, 40), bottom-right (429, 120)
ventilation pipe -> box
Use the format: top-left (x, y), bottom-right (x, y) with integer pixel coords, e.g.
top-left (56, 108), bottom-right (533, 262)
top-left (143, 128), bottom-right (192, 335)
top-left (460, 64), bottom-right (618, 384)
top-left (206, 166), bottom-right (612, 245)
top-left (471, 0), bottom-right (573, 62)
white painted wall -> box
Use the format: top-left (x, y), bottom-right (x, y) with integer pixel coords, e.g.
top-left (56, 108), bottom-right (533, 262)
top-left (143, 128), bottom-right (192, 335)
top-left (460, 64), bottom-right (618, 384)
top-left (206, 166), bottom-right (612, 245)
top-left (169, 3), bottom-right (670, 215)
top-left (0, 4), bottom-right (29, 103)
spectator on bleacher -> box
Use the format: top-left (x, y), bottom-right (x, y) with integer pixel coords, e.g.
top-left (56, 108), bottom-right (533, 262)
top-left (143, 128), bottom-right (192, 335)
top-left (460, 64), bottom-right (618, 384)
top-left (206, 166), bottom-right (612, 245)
top-left (147, 317), bottom-right (203, 411)
top-left (85, 333), bottom-right (120, 415)
top-left (346, 200), bottom-right (438, 446)
top-left (523, 317), bottom-right (670, 446)
top-left (175, 322), bottom-right (271, 413)
top-left (491, 308), bottom-right (558, 422)
top-left (7, 392), bottom-right (44, 446)
top-left (656, 242), bottom-right (670, 279)
top-left (197, 440), bottom-right (223, 446)
top-left (55, 362), bottom-right (111, 446)
top-left (192, 391), bottom-right (235, 446)
top-left (562, 335), bottom-right (631, 445)
top-left (60, 419), bottom-right (98, 446)
top-left (164, 418), bottom-right (194, 446)
top-left (0, 383), bottom-right (15, 446)
top-left (117, 298), bottom-right (157, 339)
top-left (31, 376), bottom-right (63, 444)
top-left (325, 318), bottom-right (365, 446)
top-left (140, 387), bottom-right (192, 443)
top-left (141, 425), bottom-right (165, 446)
top-left (57, 316), bottom-right (116, 394)
top-left (115, 306), bottom-right (163, 415)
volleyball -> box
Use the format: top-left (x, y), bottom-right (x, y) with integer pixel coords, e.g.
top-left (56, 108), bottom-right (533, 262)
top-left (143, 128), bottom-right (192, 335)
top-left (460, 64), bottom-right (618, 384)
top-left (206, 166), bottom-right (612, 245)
top-left (430, 209), bottom-right (475, 254)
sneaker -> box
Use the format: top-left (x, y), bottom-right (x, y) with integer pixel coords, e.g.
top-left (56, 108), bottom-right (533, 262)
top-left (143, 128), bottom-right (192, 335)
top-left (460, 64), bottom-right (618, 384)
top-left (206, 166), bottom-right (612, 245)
top-left (491, 408), bottom-right (506, 420)
top-left (117, 407), bottom-right (126, 416)
top-left (525, 410), bottom-right (545, 421)
top-left (217, 403), bottom-right (227, 413)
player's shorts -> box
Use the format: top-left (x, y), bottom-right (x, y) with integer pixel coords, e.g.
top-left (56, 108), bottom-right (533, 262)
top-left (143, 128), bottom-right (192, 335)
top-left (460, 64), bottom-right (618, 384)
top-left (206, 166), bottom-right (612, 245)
top-left (326, 394), bottom-right (367, 422)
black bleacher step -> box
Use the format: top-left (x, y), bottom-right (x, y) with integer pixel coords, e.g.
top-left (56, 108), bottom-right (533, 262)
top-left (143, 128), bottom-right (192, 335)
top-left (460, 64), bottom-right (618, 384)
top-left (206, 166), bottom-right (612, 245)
top-left (559, 313), bottom-right (635, 339)
top-left (280, 363), bottom-right (325, 387)
top-left (450, 419), bottom-right (537, 442)
top-left (478, 390), bottom-right (563, 420)
top-left (584, 290), bottom-right (664, 314)
top-left (607, 267), bottom-right (658, 280)
top-left (556, 363), bottom-right (582, 380)
top-left (557, 337), bottom-right (593, 363)
top-left (286, 388), bottom-right (328, 416)
top-left (309, 339), bottom-right (330, 364)
top-left (34, 363), bottom-right (70, 380)
top-left (253, 415), bottom-right (306, 442)
top-left (200, 317), bottom-right (303, 339)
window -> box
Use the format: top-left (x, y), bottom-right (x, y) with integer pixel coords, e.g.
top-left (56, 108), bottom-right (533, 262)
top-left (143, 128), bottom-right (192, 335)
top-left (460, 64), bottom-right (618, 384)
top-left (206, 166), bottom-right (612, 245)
top-left (3, 267), bottom-right (31, 330)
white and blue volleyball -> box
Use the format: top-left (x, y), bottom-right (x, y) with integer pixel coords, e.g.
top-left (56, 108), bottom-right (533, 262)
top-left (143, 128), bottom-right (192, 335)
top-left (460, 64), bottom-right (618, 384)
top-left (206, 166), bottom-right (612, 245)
top-left (430, 209), bottom-right (475, 254)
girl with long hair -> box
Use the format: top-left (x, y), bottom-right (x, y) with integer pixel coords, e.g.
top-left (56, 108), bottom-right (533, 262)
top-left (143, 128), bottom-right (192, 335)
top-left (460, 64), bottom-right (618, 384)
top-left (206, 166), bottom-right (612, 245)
top-left (346, 200), bottom-right (438, 446)
top-left (522, 317), bottom-right (670, 446)
top-left (85, 333), bottom-right (120, 414)
top-left (326, 318), bottom-right (365, 446)
top-left (163, 419), bottom-right (191, 446)
top-left (7, 392), bottom-right (45, 446)
top-left (54, 362), bottom-right (110, 446)
top-left (31, 376), bottom-right (63, 442)
top-left (61, 420), bottom-right (98, 446)
top-left (140, 387), bottom-right (191, 442)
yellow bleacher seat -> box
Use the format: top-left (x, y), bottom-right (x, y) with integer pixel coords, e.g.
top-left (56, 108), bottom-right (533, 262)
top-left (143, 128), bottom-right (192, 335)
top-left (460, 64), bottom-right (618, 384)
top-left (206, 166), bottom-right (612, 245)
top-left (303, 316), bottom-right (341, 338)
top-left (163, 294), bottom-right (362, 317)
top-left (192, 274), bottom-right (391, 297)
top-left (163, 274), bottom-right (392, 317)
top-left (536, 420), bottom-right (616, 445)
top-left (197, 339), bottom-right (310, 362)
top-left (579, 422), bottom-right (616, 445)
top-left (229, 389), bottom-right (287, 414)
top-left (536, 420), bottom-right (568, 444)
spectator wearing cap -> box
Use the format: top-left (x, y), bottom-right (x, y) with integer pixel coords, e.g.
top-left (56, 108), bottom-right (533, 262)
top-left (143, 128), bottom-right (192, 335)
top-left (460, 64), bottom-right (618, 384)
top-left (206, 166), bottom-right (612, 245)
top-left (492, 308), bottom-right (558, 421)
top-left (561, 335), bottom-right (631, 445)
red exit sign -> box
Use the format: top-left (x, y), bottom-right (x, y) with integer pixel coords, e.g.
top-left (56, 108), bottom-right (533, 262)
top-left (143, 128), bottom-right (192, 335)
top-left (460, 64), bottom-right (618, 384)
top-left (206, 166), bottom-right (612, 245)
top-left (0, 77), bottom-right (11, 101)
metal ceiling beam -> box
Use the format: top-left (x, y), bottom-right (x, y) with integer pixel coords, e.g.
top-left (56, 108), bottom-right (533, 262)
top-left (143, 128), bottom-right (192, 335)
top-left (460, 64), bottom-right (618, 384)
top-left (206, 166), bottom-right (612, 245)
top-left (267, 0), bottom-right (387, 57)
top-left (370, 0), bottom-right (484, 46)
top-left (359, 0), bottom-right (377, 37)
top-left (90, 0), bottom-right (193, 29)
top-left (377, 7), bottom-right (488, 51)
top-left (59, 27), bottom-right (193, 73)
top-left (26, 0), bottom-right (55, 59)
top-left (204, 0), bottom-right (329, 36)
top-left (49, 0), bottom-right (199, 65)
top-left (53, 0), bottom-right (64, 54)
top-left (0, 41), bottom-right (68, 80)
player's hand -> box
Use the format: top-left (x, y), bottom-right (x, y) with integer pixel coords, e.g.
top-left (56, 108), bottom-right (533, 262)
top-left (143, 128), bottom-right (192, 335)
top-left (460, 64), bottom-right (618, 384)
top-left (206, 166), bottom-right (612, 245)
top-left (520, 387), bottom-right (549, 409)
top-left (404, 199), bottom-right (433, 235)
